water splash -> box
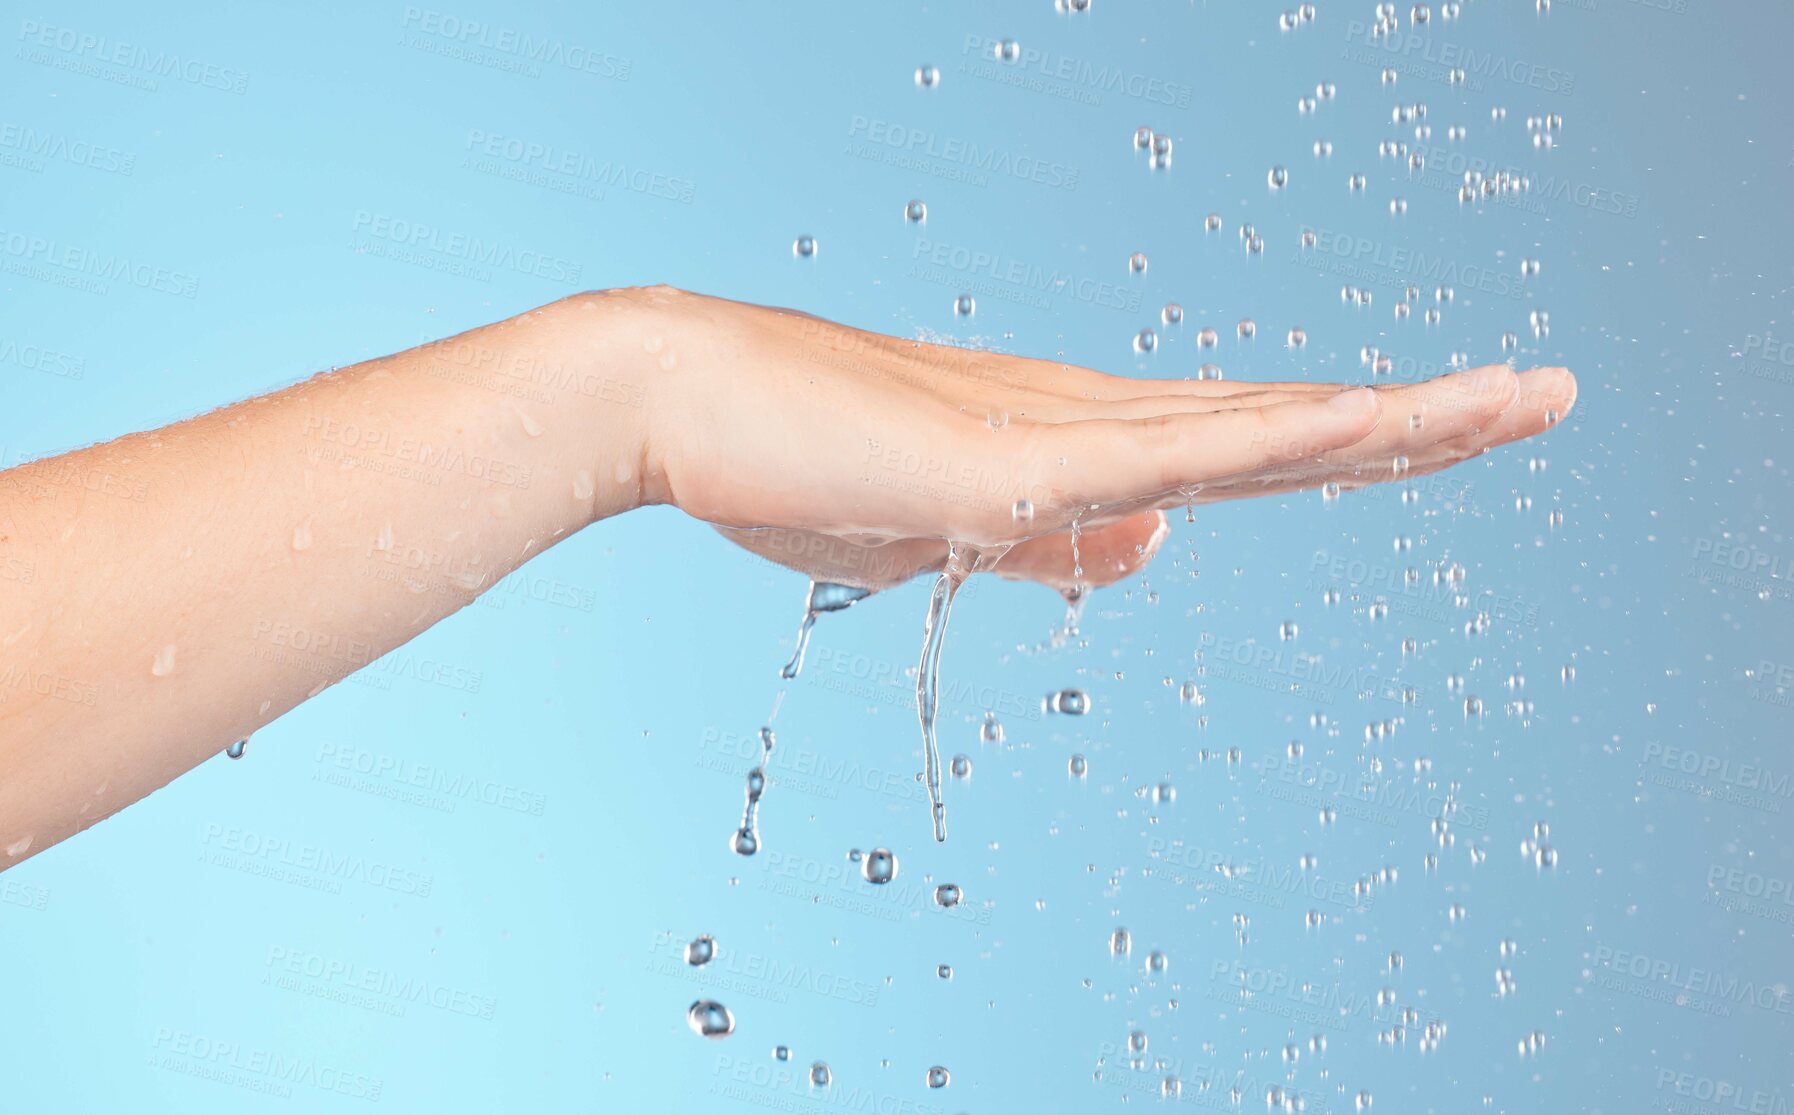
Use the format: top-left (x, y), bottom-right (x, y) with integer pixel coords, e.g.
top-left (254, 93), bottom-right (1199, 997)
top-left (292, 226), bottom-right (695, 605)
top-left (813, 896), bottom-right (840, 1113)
top-left (781, 581), bottom-right (873, 680)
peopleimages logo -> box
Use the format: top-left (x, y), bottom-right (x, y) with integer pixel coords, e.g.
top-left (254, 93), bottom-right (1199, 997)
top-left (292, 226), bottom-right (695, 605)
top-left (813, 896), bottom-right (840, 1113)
top-left (0, 228), bottom-right (198, 298)
top-left (16, 19), bottom-right (249, 94)
top-left (1654, 1069), bottom-right (1793, 1115)
top-left (847, 116), bottom-right (1080, 191)
top-left (1341, 22), bottom-right (1576, 94)
top-left (349, 211), bottom-right (581, 284)
top-left (1413, 146), bottom-right (1643, 219)
top-left (399, 7), bottom-right (630, 80)
top-left (1301, 228), bottom-right (1529, 299)
top-left (1740, 332), bottom-right (1794, 384)
top-left (959, 34), bottom-right (1193, 108)
top-left (907, 235), bottom-right (1139, 313)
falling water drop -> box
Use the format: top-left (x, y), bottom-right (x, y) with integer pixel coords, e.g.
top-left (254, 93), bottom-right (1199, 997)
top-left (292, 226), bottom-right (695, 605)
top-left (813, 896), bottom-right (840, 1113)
top-left (687, 1000), bottom-right (735, 1039)
top-left (686, 935), bottom-right (717, 966)
top-left (862, 847), bottom-right (898, 884)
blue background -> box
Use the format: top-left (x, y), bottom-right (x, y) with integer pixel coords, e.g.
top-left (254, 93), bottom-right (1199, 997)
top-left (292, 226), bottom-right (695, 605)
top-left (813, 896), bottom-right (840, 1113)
top-left (2, 0), bottom-right (1791, 1111)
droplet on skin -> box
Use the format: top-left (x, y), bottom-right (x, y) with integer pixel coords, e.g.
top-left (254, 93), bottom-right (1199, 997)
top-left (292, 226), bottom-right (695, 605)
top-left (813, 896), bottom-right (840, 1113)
top-left (291, 520), bottom-right (313, 551)
top-left (614, 461), bottom-right (634, 485)
top-left (643, 334), bottom-right (665, 354)
top-left (151, 644), bottom-right (177, 677)
top-left (511, 405), bottom-right (544, 437)
top-left (573, 471), bottom-right (595, 501)
top-left (375, 522), bottom-right (394, 551)
top-left (5, 836), bottom-right (32, 858)
top-left (658, 350), bottom-right (677, 371)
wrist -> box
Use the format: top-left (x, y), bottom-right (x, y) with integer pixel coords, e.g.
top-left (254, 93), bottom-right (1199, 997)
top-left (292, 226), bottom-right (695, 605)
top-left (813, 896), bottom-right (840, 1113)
top-left (425, 289), bottom-right (665, 528)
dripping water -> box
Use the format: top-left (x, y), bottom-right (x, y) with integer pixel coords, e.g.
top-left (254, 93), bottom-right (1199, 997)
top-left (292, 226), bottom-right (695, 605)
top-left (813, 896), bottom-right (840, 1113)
top-left (731, 726), bottom-right (776, 855)
top-left (781, 581), bottom-right (873, 680)
top-left (915, 543), bottom-right (1005, 843)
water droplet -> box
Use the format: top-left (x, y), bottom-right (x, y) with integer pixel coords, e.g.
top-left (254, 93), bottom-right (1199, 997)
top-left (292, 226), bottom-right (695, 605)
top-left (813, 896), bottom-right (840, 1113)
top-left (1128, 251), bottom-right (1149, 274)
top-left (687, 1000), bottom-right (735, 1039)
top-left (1069, 754), bottom-right (1089, 778)
top-left (862, 847), bottom-right (898, 884)
top-left (1048, 689), bottom-right (1089, 715)
top-left (810, 1062), bottom-right (832, 1088)
top-left (1268, 165), bottom-right (1289, 189)
top-left (686, 935), bottom-right (717, 966)
top-left (225, 738), bottom-right (248, 760)
top-left (937, 963), bottom-right (953, 979)
top-left (1237, 318), bottom-right (1257, 341)
top-left (954, 294), bottom-right (976, 316)
top-left (993, 38), bottom-right (1021, 62)
top-left (904, 199), bottom-right (927, 222)
top-left (151, 644), bottom-right (178, 677)
top-left (1280, 621), bottom-right (1299, 641)
top-left (792, 235), bottom-right (817, 259)
top-left (1287, 327), bottom-right (1307, 348)
top-left (949, 754), bottom-right (972, 779)
top-left (1134, 328), bottom-right (1157, 354)
top-left (1110, 927), bottom-right (1132, 956)
top-left (1134, 126), bottom-right (1155, 150)
top-left (934, 883), bottom-right (962, 908)
top-left (1204, 212), bottom-right (1222, 232)
top-left (926, 1066), bottom-right (951, 1089)
top-left (915, 65), bottom-right (940, 88)
top-left (1161, 303), bottom-right (1184, 326)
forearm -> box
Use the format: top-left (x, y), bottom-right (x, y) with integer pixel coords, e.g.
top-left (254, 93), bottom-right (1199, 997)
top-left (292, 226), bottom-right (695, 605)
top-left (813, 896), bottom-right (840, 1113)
top-left (0, 289), bottom-right (656, 867)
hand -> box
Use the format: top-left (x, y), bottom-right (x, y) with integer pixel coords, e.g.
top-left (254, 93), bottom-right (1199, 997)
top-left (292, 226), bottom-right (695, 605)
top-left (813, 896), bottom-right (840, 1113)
top-left (622, 288), bottom-right (1576, 593)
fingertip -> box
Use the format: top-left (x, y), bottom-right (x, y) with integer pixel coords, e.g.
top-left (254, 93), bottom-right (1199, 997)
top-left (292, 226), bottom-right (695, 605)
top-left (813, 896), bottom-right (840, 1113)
top-left (1521, 366), bottom-right (1577, 422)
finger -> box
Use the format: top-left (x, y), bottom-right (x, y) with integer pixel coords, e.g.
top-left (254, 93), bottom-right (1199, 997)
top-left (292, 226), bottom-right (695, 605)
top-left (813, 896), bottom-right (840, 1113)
top-left (1007, 388), bottom-right (1325, 423)
top-left (1189, 365), bottom-right (1573, 502)
top-left (989, 510), bottom-right (1169, 592)
top-left (1018, 388), bottom-right (1384, 518)
top-left (1362, 365), bottom-right (1577, 480)
top-left (1001, 361), bottom-right (1344, 401)
top-left (1199, 364), bottom-right (1518, 494)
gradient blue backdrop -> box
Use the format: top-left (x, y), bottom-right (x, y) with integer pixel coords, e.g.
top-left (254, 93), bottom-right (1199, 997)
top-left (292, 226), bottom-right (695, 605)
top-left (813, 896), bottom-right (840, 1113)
top-left (2, 0), bottom-right (1790, 1111)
